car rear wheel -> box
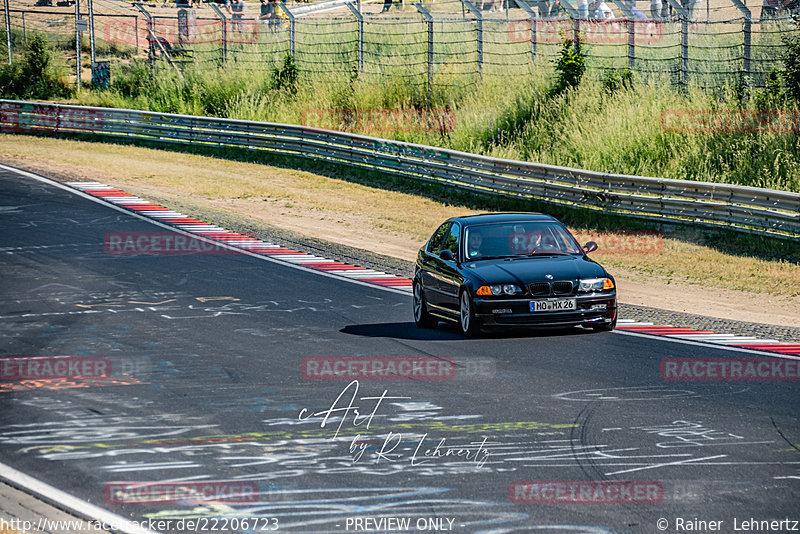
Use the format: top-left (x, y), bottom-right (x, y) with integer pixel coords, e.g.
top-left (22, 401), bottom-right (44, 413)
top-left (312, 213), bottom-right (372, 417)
top-left (459, 290), bottom-right (480, 338)
top-left (413, 280), bottom-right (435, 328)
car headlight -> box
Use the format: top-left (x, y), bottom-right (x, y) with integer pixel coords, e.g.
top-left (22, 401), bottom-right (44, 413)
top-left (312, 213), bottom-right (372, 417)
top-left (477, 284), bottom-right (523, 296)
top-left (578, 278), bottom-right (615, 292)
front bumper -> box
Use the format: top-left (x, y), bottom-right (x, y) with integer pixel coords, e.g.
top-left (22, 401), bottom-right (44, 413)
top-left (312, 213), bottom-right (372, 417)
top-left (473, 293), bottom-right (617, 328)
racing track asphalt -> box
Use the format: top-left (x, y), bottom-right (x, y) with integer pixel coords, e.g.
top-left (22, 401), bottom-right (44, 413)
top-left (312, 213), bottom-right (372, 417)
top-left (0, 165), bottom-right (798, 534)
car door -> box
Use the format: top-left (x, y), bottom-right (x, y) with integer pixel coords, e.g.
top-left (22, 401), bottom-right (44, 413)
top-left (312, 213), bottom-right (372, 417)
top-left (419, 222), bottom-right (451, 309)
top-left (435, 222), bottom-right (463, 314)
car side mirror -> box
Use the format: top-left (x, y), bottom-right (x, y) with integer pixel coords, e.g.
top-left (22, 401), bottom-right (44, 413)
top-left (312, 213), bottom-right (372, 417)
top-left (439, 249), bottom-right (456, 262)
top-left (583, 241), bottom-right (598, 253)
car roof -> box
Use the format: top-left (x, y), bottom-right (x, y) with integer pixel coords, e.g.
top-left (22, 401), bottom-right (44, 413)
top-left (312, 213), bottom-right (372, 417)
top-left (448, 213), bottom-right (559, 226)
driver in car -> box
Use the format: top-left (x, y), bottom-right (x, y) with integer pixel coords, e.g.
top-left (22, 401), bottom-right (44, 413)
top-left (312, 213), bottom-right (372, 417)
top-left (467, 229), bottom-right (484, 258)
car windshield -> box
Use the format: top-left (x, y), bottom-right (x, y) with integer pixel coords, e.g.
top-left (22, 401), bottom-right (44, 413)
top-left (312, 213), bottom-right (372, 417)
top-left (463, 221), bottom-right (583, 260)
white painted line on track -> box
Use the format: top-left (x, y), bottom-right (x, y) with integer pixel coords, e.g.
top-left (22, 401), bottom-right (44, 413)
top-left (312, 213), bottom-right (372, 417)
top-left (0, 461), bottom-right (158, 534)
top-left (0, 163), bottom-right (411, 296)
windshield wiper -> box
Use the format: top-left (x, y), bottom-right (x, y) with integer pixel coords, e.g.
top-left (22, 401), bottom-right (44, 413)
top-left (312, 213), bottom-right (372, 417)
top-left (520, 251), bottom-right (572, 257)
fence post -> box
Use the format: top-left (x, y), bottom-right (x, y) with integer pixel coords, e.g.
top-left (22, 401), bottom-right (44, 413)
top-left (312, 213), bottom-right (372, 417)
top-left (135, 4), bottom-right (155, 72)
top-left (612, 0), bottom-right (635, 69)
top-left (209, 3), bottom-right (228, 64)
top-left (515, 0), bottom-right (537, 63)
top-left (730, 0), bottom-right (751, 82)
top-left (664, 0), bottom-right (688, 89)
top-left (415, 3), bottom-right (433, 106)
top-left (346, 2), bottom-right (363, 73)
top-left (3, 0), bottom-right (10, 65)
top-left (75, 0), bottom-right (81, 90)
top-left (22, 12), bottom-right (26, 46)
top-left (278, 3), bottom-right (295, 58)
top-left (88, 0), bottom-right (96, 68)
top-left (462, 0), bottom-right (482, 75)
top-left (135, 16), bottom-right (139, 53)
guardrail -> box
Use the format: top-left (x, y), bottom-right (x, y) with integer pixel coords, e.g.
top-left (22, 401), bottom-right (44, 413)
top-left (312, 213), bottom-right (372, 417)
top-left (1, 99), bottom-right (798, 240)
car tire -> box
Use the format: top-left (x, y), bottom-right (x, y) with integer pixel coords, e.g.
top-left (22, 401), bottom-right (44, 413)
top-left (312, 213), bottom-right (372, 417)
top-left (413, 280), bottom-right (435, 328)
top-left (459, 289), bottom-right (481, 338)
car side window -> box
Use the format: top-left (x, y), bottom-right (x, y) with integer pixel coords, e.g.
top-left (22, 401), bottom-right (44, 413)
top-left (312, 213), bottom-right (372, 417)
top-left (441, 223), bottom-right (461, 259)
top-left (427, 223), bottom-right (451, 254)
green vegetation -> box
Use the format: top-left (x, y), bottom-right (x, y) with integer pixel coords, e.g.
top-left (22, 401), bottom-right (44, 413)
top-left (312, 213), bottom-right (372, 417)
top-left (0, 35), bottom-right (72, 99)
top-left (2, 23), bottom-right (799, 193)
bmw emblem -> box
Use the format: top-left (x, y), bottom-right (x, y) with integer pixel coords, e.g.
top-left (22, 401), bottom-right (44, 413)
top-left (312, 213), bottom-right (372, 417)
top-left (545, 274), bottom-right (554, 280)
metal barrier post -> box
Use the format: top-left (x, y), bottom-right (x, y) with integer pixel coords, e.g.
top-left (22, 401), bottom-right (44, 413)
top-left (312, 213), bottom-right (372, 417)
top-left (515, 0), bottom-right (537, 62)
top-left (346, 2), bottom-right (363, 72)
top-left (278, 3), bottom-right (295, 58)
top-left (415, 3), bottom-right (433, 105)
top-left (462, 0), bottom-right (482, 75)
top-left (730, 0), bottom-right (751, 81)
top-left (3, 0), bottom-right (10, 65)
top-left (209, 3), bottom-right (228, 64)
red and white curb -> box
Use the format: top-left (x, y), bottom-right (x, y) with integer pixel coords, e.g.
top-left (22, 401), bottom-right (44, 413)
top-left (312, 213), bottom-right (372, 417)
top-left (617, 320), bottom-right (800, 357)
top-left (66, 181), bottom-right (799, 356)
top-left (68, 182), bottom-right (413, 293)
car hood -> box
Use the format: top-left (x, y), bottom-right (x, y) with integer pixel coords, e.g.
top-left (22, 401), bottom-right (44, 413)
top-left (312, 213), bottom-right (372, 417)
top-left (464, 255), bottom-right (607, 285)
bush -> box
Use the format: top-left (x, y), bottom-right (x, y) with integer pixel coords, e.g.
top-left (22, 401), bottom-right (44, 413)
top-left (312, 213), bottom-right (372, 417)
top-left (601, 68), bottom-right (634, 93)
top-left (272, 54), bottom-right (299, 94)
top-left (0, 34), bottom-right (72, 99)
top-left (550, 37), bottom-right (586, 96)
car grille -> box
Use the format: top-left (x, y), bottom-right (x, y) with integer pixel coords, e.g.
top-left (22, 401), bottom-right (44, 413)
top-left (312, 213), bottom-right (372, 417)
top-left (529, 282), bottom-right (550, 296)
top-left (553, 281), bottom-right (574, 295)
top-left (529, 281), bottom-right (575, 296)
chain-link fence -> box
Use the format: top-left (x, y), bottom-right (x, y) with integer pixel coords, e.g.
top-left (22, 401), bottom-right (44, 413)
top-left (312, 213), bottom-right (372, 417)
top-left (0, 0), bottom-right (795, 90)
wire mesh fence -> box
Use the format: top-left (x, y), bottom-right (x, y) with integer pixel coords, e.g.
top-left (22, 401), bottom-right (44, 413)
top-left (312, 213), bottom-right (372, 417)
top-left (0, 0), bottom-right (795, 89)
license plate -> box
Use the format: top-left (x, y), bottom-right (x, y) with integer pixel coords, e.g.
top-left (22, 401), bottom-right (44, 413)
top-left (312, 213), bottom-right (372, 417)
top-left (530, 299), bottom-right (576, 312)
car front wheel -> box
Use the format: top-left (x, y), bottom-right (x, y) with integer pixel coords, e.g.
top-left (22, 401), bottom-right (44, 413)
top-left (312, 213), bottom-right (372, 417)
top-left (459, 290), bottom-right (480, 338)
top-left (413, 280), bottom-right (435, 328)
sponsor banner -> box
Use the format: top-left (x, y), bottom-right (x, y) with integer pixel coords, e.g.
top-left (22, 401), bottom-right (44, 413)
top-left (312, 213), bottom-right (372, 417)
top-left (662, 109), bottom-right (800, 134)
top-left (571, 230), bottom-right (664, 254)
top-left (0, 105), bottom-right (102, 133)
top-left (508, 19), bottom-right (663, 44)
top-left (104, 232), bottom-right (240, 255)
top-left (509, 480), bottom-right (664, 504)
top-left (302, 108), bottom-right (455, 134)
top-left (661, 357), bottom-right (800, 381)
top-left (104, 481), bottom-right (259, 505)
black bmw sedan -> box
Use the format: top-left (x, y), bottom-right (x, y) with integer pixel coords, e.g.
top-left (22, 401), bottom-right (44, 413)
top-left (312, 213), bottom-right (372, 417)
top-left (413, 213), bottom-right (617, 337)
